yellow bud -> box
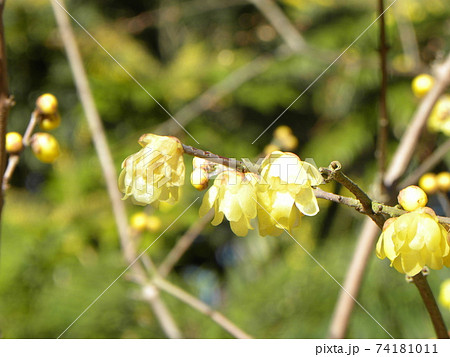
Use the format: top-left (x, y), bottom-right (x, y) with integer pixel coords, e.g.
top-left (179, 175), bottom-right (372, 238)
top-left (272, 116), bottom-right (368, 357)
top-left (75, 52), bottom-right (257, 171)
top-left (439, 279), bottom-right (450, 310)
top-left (130, 212), bottom-right (148, 232)
top-left (147, 216), bottom-right (162, 232)
top-left (274, 125), bottom-right (292, 139)
top-left (31, 132), bottom-right (61, 163)
top-left (6, 132), bottom-right (24, 154)
top-left (190, 168), bottom-right (209, 191)
top-left (263, 144), bottom-right (280, 155)
top-left (418, 173), bottom-right (438, 194)
top-left (40, 113), bottom-right (61, 131)
top-left (436, 172), bottom-right (450, 192)
top-left (36, 93), bottom-right (58, 115)
top-left (412, 74), bottom-right (434, 98)
top-left (279, 134), bottom-right (298, 150)
top-left (397, 185), bottom-right (428, 211)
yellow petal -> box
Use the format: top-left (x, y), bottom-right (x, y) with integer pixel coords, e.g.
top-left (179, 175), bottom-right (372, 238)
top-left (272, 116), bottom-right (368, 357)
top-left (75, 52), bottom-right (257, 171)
top-left (294, 187), bottom-right (319, 216)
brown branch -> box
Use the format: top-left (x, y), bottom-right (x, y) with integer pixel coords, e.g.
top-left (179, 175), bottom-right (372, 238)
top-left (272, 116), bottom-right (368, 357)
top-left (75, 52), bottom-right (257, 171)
top-left (153, 277), bottom-right (252, 339)
top-left (182, 144), bottom-right (248, 173)
top-left (51, 0), bottom-right (181, 339)
top-left (412, 273), bottom-right (449, 339)
top-left (320, 161), bottom-right (385, 229)
top-left (376, 0), bottom-right (389, 195)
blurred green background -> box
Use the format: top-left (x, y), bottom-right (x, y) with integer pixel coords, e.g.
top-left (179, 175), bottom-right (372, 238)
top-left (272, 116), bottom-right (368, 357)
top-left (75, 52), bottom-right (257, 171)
top-left (1, 0), bottom-right (449, 338)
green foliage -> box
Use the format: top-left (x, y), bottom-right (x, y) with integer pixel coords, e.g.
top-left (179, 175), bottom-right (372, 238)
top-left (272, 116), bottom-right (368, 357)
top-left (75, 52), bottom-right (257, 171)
top-left (1, 0), bottom-right (449, 338)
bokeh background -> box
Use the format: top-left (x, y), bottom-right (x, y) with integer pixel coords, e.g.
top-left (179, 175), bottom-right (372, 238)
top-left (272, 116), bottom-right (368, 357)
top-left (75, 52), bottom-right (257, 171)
top-left (1, 0), bottom-right (449, 338)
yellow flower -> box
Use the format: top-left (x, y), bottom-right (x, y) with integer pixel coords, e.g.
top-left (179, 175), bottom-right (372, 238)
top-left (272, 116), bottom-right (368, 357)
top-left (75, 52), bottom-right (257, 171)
top-left (199, 170), bottom-right (258, 236)
top-left (257, 151), bottom-right (323, 236)
top-left (439, 279), bottom-right (450, 310)
top-left (428, 94), bottom-right (450, 136)
top-left (376, 208), bottom-right (450, 276)
top-left (119, 134), bottom-right (185, 205)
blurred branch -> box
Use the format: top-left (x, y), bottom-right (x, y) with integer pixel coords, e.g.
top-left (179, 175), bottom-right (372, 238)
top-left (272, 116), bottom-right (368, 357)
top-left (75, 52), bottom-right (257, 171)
top-left (155, 54), bottom-right (275, 135)
top-left (158, 210), bottom-right (214, 278)
top-left (117, 0), bottom-right (245, 35)
top-left (153, 277), bottom-right (252, 339)
top-left (248, 0), bottom-right (306, 53)
top-left (2, 111), bottom-right (38, 191)
top-left (393, 3), bottom-right (421, 72)
top-left (376, 0), bottom-right (389, 195)
top-left (384, 53), bottom-right (450, 189)
top-left (328, 219), bottom-right (380, 339)
top-left (399, 138), bottom-right (450, 189)
top-left (412, 273), bottom-right (449, 339)
top-left (329, 52), bottom-right (450, 339)
top-left (0, 0), bottom-right (13, 221)
top-left (51, 0), bottom-right (182, 339)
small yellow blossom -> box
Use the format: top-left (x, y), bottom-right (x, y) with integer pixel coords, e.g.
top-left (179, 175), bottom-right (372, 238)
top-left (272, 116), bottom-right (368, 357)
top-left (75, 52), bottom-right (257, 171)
top-left (119, 134), bottom-right (185, 206)
top-left (438, 279), bottom-right (450, 310)
top-left (257, 151), bottom-right (323, 236)
top-left (428, 95), bottom-right (450, 136)
top-left (397, 185), bottom-right (428, 211)
top-left (199, 170), bottom-right (258, 237)
top-left (376, 207), bottom-right (450, 276)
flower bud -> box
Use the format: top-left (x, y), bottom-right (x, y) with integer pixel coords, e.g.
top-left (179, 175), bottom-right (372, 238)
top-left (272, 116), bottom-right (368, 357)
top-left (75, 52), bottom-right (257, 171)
top-left (397, 185), bottom-right (428, 211)
top-left (36, 93), bottom-right (58, 115)
top-left (274, 125), bottom-right (292, 139)
top-left (147, 216), bottom-right (162, 232)
top-left (412, 74), bottom-right (434, 98)
top-left (190, 167), bottom-right (209, 191)
top-left (40, 113), bottom-right (61, 131)
top-left (418, 173), bottom-right (438, 194)
top-left (436, 172), bottom-right (450, 192)
top-left (130, 212), bottom-right (148, 232)
top-left (31, 132), bottom-right (61, 163)
top-left (263, 144), bottom-right (280, 155)
top-left (6, 132), bottom-right (24, 154)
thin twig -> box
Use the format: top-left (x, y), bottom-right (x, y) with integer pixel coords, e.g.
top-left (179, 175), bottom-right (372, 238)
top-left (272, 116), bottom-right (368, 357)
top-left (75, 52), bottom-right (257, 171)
top-left (153, 277), bottom-right (252, 339)
top-left (399, 138), bottom-right (450, 189)
top-left (384, 53), bottom-right (450, 189)
top-left (376, 0), bottom-right (389, 196)
top-left (158, 210), bottom-right (214, 278)
top-left (2, 111), bottom-right (38, 191)
top-left (51, 0), bottom-right (181, 339)
top-left (412, 273), bottom-right (449, 339)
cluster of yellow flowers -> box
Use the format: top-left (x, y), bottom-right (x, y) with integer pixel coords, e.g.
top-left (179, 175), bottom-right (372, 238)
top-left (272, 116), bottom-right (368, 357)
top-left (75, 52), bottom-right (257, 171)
top-left (199, 151), bottom-right (323, 237)
top-left (376, 186), bottom-right (450, 276)
top-left (118, 134), bottom-right (324, 237)
top-left (119, 134), bottom-right (185, 206)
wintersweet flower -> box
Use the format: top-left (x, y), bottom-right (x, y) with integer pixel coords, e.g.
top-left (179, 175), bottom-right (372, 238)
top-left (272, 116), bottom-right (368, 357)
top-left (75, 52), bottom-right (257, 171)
top-left (439, 279), bottom-right (450, 310)
top-left (199, 170), bottom-right (258, 236)
top-left (376, 208), bottom-right (450, 276)
top-left (119, 133), bottom-right (185, 205)
top-left (257, 151), bottom-right (323, 236)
